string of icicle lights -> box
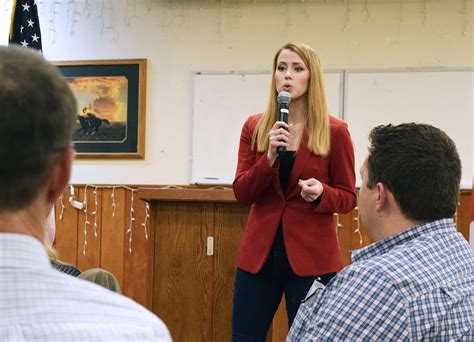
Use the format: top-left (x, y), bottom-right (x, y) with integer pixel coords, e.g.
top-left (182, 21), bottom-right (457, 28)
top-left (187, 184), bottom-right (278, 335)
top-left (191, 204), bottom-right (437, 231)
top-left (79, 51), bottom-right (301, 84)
top-left (60, 184), bottom-right (151, 255)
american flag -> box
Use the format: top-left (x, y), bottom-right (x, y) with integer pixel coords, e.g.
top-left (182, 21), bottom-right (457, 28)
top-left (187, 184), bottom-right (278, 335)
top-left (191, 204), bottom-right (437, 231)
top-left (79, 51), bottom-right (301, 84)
top-left (9, 0), bottom-right (42, 52)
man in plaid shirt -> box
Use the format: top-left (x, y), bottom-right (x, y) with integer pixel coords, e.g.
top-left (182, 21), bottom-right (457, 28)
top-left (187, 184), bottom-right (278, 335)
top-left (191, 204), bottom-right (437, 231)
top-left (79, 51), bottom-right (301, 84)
top-left (288, 123), bottom-right (474, 341)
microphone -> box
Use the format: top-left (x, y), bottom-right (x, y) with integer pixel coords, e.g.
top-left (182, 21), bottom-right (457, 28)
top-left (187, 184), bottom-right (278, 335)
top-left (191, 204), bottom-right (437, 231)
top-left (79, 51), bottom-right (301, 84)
top-left (277, 91), bottom-right (291, 154)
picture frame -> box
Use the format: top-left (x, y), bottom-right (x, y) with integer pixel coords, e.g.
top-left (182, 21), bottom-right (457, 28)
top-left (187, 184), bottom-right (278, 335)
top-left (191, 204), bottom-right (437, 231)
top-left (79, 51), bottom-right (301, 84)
top-left (54, 59), bottom-right (147, 159)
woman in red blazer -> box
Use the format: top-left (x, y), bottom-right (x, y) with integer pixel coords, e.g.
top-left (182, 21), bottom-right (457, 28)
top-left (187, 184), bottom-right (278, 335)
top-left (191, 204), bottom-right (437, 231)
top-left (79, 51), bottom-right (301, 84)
top-left (232, 42), bottom-right (356, 341)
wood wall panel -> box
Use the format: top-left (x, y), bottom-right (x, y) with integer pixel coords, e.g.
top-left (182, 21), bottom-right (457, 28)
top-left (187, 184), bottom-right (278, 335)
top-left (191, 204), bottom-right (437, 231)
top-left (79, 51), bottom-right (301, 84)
top-left (472, 189), bottom-right (474, 221)
top-left (100, 188), bottom-right (126, 287)
top-left (54, 191), bottom-right (79, 265)
top-left (269, 301), bottom-right (288, 342)
top-left (350, 207), bottom-right (373, 252)
top-left (212, 203), bottom-right (248, 341)
top-left (152, 202), bottom-right (213, 342)
top-left (77, 187), bottom-right (102, 271)
top-left (123, 194), bottom-right (154, 309)
top-left (336, 213), bottom-right (354, 267)
top-left (456, 190), bottom-right (471, 241)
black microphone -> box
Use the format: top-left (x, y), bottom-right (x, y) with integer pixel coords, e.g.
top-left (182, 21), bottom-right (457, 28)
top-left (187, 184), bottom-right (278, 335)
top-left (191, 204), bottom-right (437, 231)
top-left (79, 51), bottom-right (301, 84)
top-left (277, 91), bottom-right (291, 154)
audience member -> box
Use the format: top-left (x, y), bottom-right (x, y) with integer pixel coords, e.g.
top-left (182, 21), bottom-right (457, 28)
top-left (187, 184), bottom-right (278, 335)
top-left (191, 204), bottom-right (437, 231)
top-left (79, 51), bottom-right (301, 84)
top-left (0, 45), bottom-right (171, 341)
top-left (288, 123), bottom-right (474, 340)
top-left (79, 268), bottom-right (122, 293)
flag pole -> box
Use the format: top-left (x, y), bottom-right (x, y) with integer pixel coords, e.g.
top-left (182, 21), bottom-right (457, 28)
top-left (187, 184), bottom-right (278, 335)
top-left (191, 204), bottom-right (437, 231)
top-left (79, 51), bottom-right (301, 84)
top-left (9, 0), bottom-right (17, 41)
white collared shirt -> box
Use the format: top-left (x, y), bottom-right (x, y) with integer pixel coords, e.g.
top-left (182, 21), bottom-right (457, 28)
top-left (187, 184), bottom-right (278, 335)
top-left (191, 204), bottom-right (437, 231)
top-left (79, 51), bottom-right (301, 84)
top-left (0, 233), bottom-right (171, 341)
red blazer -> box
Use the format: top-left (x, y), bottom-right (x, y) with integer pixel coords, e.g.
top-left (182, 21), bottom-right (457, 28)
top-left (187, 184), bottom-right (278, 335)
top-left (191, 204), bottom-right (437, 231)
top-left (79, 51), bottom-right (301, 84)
top-left (233, 114), bottom-right (356, 276)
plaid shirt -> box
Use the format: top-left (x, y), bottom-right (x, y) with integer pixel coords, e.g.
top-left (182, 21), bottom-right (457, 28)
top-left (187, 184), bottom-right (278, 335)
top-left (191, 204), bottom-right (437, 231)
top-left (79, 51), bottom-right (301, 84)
top-left (287, 218), bottom-right (474, 341)
top-left (51, 260), bottom-right (81, 276)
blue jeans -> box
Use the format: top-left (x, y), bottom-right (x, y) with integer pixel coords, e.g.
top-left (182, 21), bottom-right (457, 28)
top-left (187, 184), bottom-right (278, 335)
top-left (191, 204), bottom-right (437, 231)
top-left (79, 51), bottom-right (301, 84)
top-left (232, 248), bottom-right (335, 342)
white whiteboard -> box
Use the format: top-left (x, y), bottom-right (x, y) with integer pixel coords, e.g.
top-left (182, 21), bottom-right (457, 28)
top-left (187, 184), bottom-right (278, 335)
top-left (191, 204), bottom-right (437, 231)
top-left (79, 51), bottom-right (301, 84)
top-left (345, 70), bottom-right (473, 189)
top-left (191, 71), bottom-right (343, 184)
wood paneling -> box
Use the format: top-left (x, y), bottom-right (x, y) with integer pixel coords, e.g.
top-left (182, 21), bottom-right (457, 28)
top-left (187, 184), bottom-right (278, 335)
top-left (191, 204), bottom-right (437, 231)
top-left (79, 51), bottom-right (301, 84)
top-left (152, 201), bottom-right (213, 342)
top-left (456, 190), bottom-right (472, 241)
top-left (351, 208), bottom-right (374, 253)
top-left (77, 187), bottom-right (102, 271)
top-left (336, 212), bottom-right (354, 267)
top-left (269, 300), bottom-right (288, 342)
top-left (212, 203), bottom-right (248, 341)
top-left (123, 193), bottom-right (154, 309)
top-left (54, 189), bottom-right (78, 265)
top-left (101, 188), bottom-right (126, 287)
top-left (472, 189), bottom-right (474, 221)
top-left (139, 187), bottom-right (236, 202)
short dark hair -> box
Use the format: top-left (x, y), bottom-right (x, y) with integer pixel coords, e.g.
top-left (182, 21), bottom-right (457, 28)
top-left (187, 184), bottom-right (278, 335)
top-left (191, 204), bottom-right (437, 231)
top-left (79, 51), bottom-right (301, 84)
top-left (0, 46), bottom-right (76, 210)
top-left (367, 123), bottom-right (461, 221)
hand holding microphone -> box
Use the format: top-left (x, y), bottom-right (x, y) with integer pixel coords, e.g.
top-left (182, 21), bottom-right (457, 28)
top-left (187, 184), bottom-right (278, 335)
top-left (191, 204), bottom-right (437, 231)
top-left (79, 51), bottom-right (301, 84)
top-left (276, 91), bottom-right (291, 154)
top-left (267, 92), bottom-right (292, 166)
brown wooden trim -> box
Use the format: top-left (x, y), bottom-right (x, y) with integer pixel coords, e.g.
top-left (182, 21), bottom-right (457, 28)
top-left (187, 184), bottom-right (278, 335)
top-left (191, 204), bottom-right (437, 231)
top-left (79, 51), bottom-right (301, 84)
top-left (53, 59), bottom-right (147, 66)
top-left (137, 59), bottom-right (147, 159)
top-left (138, 187), bottom-right (236, 203)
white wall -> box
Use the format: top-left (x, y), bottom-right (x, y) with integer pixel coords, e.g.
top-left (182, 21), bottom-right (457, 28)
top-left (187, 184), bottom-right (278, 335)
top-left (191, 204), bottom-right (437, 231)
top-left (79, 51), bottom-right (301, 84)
top-left (1, 0), bottom-right (472, 185)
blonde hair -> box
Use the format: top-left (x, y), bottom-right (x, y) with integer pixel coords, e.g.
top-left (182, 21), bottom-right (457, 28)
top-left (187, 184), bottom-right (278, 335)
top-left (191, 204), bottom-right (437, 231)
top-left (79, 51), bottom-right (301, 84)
top-left (254, 42), bottom-right (330, 156)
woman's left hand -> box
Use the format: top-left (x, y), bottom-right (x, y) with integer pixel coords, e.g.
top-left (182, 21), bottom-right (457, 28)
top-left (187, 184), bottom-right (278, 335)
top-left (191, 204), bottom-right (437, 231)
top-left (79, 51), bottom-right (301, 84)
top-left (298, 178), bottom-right (324, 202)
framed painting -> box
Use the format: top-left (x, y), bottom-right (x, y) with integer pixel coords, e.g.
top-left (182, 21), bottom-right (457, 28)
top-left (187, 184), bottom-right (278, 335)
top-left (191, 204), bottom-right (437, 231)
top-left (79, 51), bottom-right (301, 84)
top-left (54, 59), bottom-right (147, 159)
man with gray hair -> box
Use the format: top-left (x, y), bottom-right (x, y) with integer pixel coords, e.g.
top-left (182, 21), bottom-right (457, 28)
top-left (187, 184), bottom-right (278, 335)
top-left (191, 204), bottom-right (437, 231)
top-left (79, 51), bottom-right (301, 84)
top-left (0, 46), bottom-right (171, 341)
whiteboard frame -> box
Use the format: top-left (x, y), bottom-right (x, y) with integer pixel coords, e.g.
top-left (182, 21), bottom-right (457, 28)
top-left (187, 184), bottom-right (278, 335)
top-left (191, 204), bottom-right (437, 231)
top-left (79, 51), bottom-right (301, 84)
top-left (189, 69), bottom-right (344, 185)
top-left (343, 67), bottom-right (473, 189)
